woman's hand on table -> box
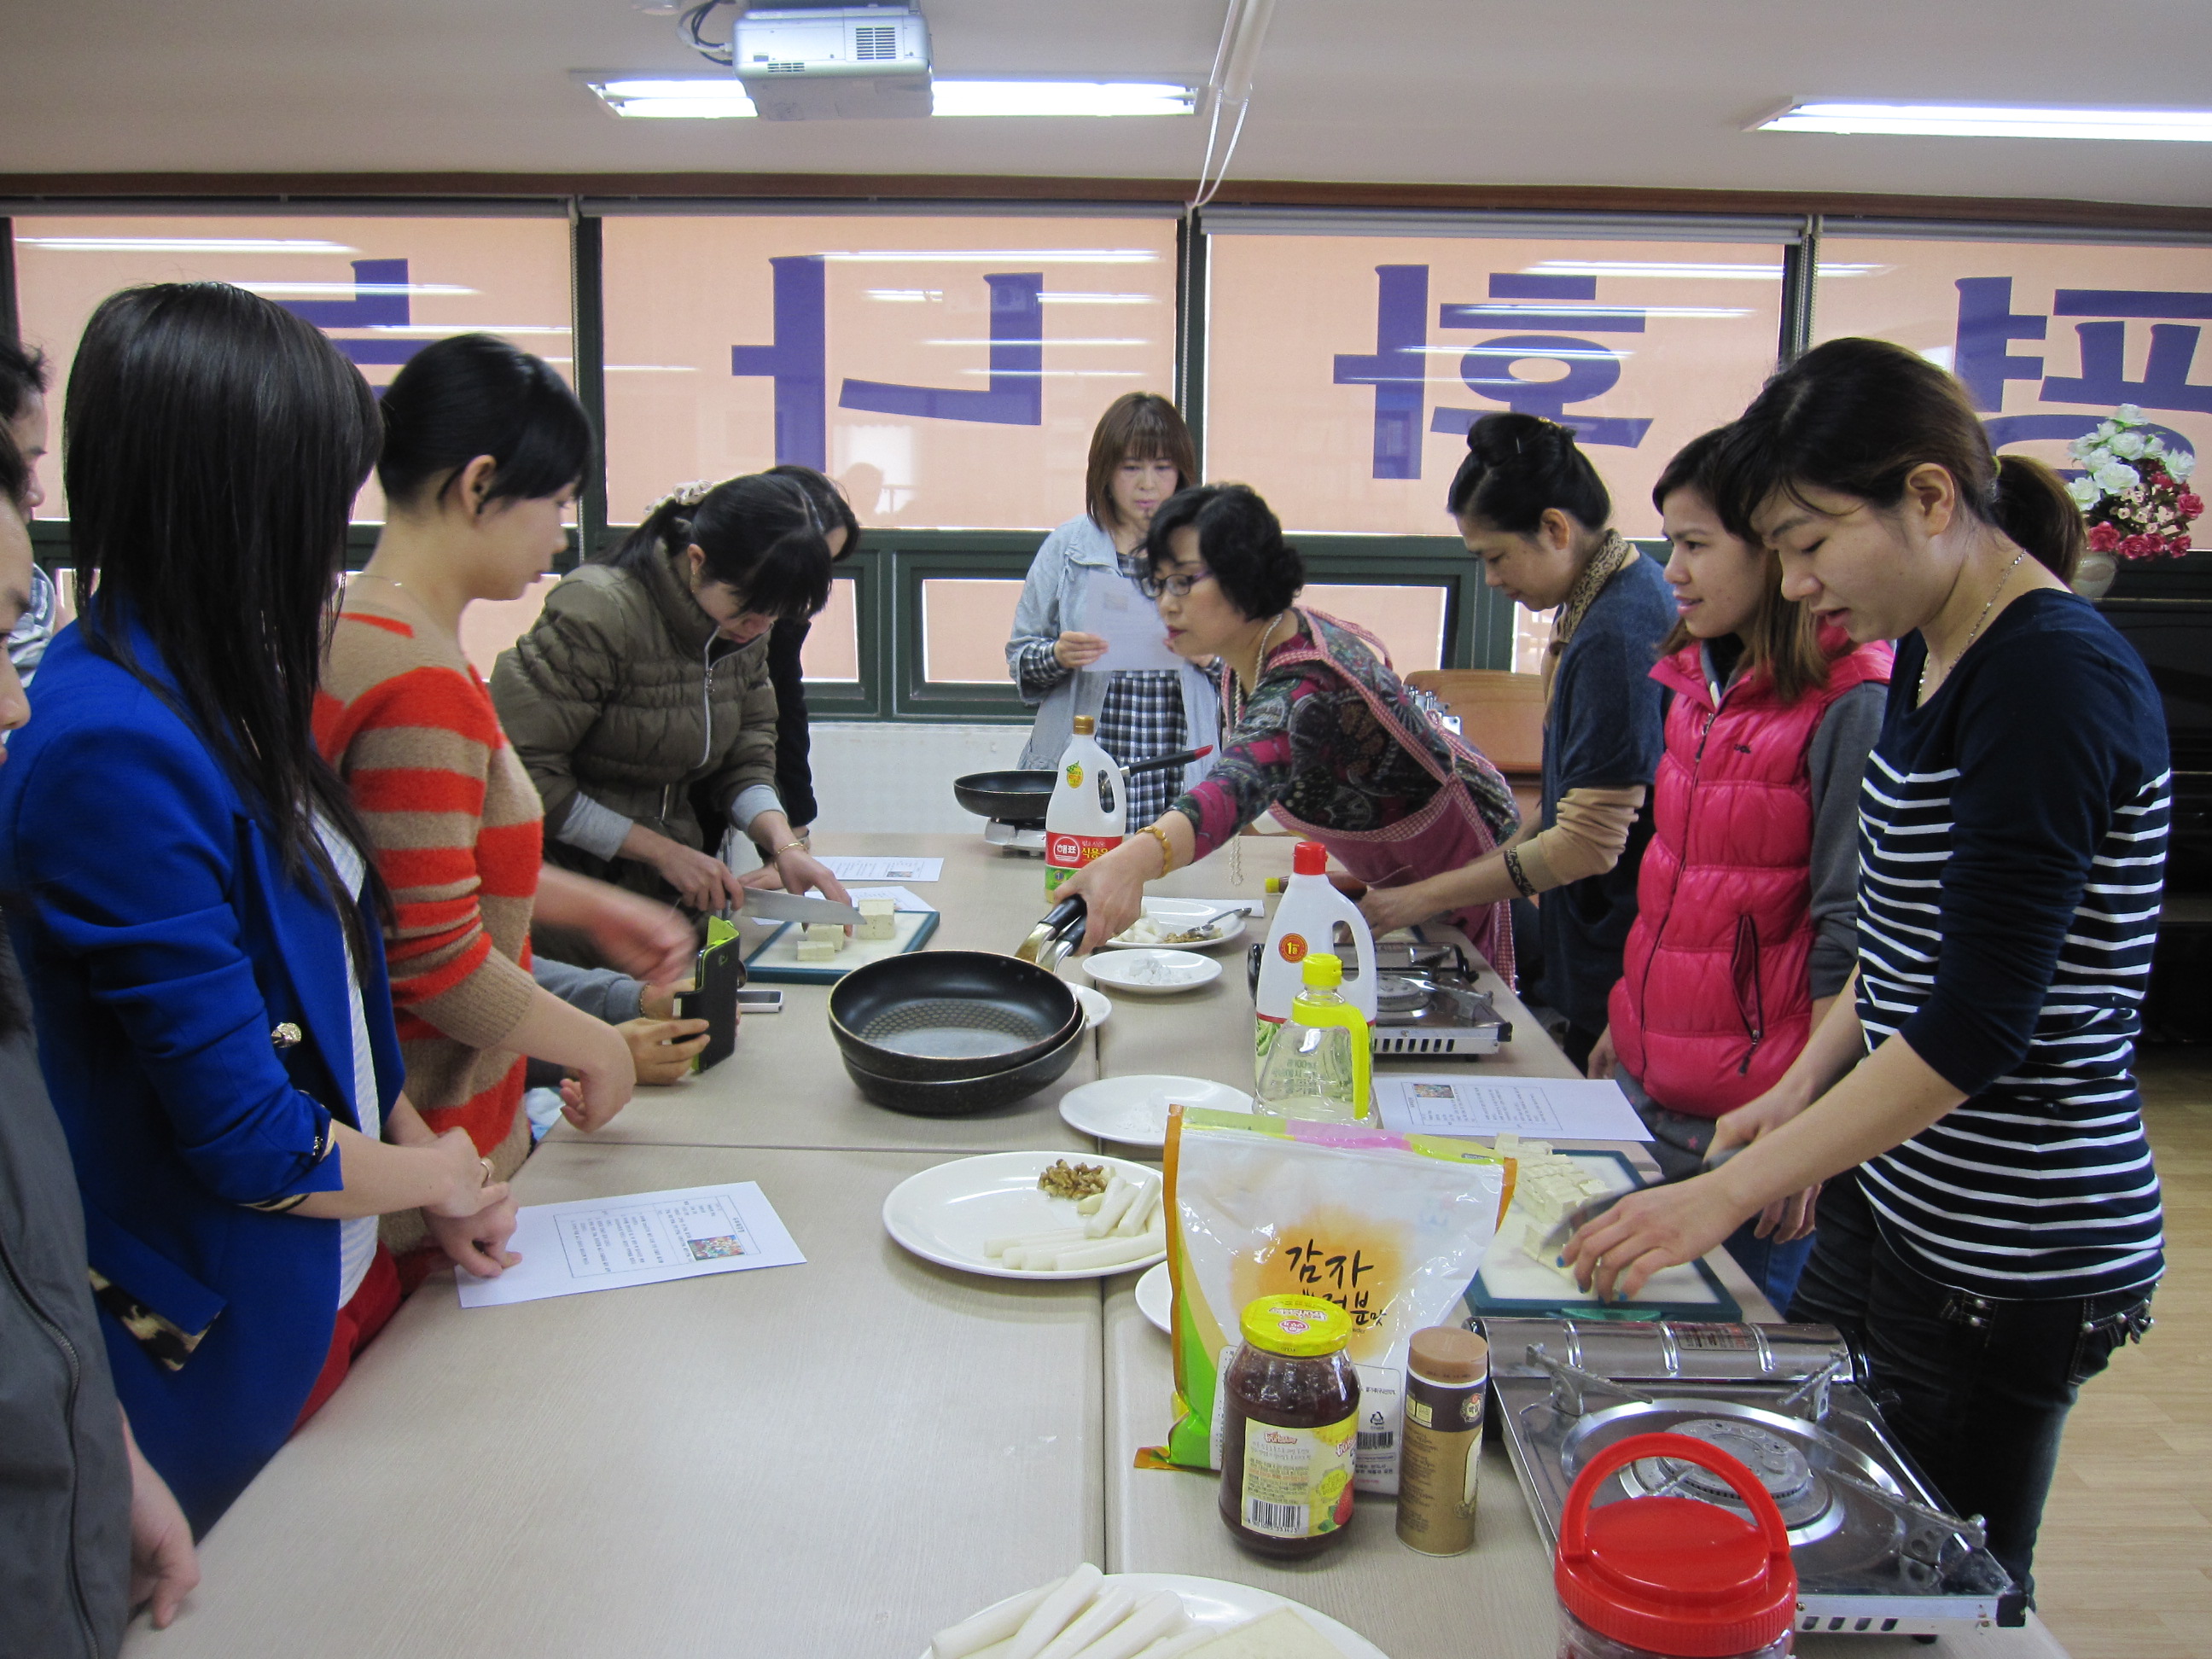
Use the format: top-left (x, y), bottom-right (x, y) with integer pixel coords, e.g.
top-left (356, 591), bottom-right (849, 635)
top-left (620, 1015), bottom-right (713, 1085)
top-left (1586, 1025), bottom-right (1617, 1081)
top-left (1053, 631), bottom-right (1107, 670)
top-left (1054, 840), bottom-right (1154, 952)
top-left (429, 1185), bottom-right (521, 1278)
top-left (1563, 1174), bottom-right (1742, 1302)
top-left (1357, 880), bottom-right (1441, 938)
top-left (561, 1021), bottom-right (639, 1132)
top-left (422, 1127), bottom-right (514, 1220)
top-left (771, 846), bottom-right (854, 909)
top-left (1710, 1091), bottom-right (1820, 1244)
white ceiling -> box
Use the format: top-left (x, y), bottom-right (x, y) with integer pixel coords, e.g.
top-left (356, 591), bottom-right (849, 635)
top-left (3, 0), bottom-right (2209, 210)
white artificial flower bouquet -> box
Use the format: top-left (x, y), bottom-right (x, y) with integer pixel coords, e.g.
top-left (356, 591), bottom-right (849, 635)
top-left (2064, 405), bottom-right (2202, 562)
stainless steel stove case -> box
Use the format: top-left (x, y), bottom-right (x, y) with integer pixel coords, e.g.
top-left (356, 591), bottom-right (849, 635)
top-left (1481, 1317), bottom-right (2012, 1639)
top-left (1243, 938), bottom-right (1511, 1057)
top-left (982, 818), bottom-right (1046, 856)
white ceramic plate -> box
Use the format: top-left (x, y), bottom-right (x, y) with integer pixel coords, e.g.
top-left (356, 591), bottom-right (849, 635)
top-left (1082, 949), bottom-right (1222, 996)
top-left (882, 1152), bottom-right (1166, 1282)
top-left (1058, 1073), bottom-right (1253, 1150)
top-left (917, 1572), bottom-right (1388, 1659)
top-left (1075, 985), bottom-right (1112, 1030)
top-left (1101, 899), bottom-right (1248, 952)
top-left (1135, 1260), bottom-right (1172, 1334)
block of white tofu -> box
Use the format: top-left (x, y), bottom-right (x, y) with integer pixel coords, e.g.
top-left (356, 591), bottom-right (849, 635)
top-left (795, 939), bottom-right (840, 963)
top-left (855, 898), bottom-right (897, 940)
top-left (1511, 1150), bottom-right (1614, 1262)
top-left (800, 922), bottom-right (848, 954)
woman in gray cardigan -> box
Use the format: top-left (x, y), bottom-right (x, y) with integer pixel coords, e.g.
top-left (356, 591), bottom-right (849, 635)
top-left (1006, 394), bottom-right (1220, 825)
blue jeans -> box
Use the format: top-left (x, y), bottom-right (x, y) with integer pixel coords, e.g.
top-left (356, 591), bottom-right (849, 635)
top-left (1788, 1167), bottom-right (2154, 1620)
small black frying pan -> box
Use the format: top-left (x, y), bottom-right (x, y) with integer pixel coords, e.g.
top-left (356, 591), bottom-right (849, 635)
top-left (951, 746), bottom-right (1212, 823)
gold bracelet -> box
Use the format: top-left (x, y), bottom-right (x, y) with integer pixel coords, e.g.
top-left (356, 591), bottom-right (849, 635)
top-left (1140, 823), bottom-right (1175, 876)
top-left (771, 839), bottom-right (808, 858)
top-left (479, 1156), bottom-right (496, 1187)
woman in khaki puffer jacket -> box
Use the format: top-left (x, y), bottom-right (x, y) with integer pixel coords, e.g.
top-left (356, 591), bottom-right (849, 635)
top-left (491, 474), bottom-right (853, 916)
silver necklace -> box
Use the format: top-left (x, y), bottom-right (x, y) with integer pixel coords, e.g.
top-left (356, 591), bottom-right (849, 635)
top-left (1920, 548), bottom-right (2027, 702)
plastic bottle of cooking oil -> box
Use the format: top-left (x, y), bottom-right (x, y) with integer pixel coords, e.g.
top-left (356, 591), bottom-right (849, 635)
top-left (1254, 952), bottom-right (1372, 1122)
top-left (1044, 715), bottom-right (1126, 901)
top-left (1254, 840), bottom-right (1376, 1079)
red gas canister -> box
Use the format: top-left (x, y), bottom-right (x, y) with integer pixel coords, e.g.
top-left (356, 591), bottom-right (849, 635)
top-left (1554, 1433), bottom-right (1797, 1659)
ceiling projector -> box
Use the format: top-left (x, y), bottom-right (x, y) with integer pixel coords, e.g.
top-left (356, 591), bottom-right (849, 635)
top-left (734, 4), bottom-right (933, 120)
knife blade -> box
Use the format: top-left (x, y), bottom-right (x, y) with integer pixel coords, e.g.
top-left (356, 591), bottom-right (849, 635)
top-left (1532, 1187), bottom-right (1633, 1265)
top-left (742, 889), bottom-right (862, 925)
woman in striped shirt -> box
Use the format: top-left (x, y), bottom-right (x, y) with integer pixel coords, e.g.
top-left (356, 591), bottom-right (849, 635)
top-left (318, 335), bottom-right (694, 1286)
top-left (1566, 338), bottom-right (2166, 1615)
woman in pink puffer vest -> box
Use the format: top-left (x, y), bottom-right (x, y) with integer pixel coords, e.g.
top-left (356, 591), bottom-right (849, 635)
top-left (1589, 429), bottom-right (1891, 1310)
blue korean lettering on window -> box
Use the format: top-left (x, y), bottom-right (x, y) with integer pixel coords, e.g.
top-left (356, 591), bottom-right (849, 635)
top-left (278, 259), bottom-right (428, 370)
top-left (1956, 276), bottom-right (2209, 457)
top-left (729, 256), bottom-right (1045, 469)
top-left (1332, 266), bottom-right (1654, 480)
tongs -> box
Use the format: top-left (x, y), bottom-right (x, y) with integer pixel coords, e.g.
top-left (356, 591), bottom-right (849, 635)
top-left (1018, 896), bottom-right (1089, 972)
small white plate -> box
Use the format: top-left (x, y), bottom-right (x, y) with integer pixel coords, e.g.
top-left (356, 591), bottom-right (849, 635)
top-left (1058, 1073), bottom-right (1252, 1149)
top-left (1135, 1260), bottom-right (1172, 1334)
top-left (917, 1572), bottom-right (1388, 1659)
top-left (1075, 985), bottom-right (1112, 1029)
top-left (1101, 899), bottom-right (1248, 952)
top-left (882, 1151), bottom-right (1165, 1282)
top-left (1082, 949), bottom-right (1221, 996)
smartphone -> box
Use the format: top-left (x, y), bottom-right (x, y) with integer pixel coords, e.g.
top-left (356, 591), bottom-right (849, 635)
top-left (735, 988), bottom-right (784, 1014)
top-left (672, 918), bottom-right (744, 1072)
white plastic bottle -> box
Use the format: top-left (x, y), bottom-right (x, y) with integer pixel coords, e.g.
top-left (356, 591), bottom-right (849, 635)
top-left (1254, 840), bottom-right (1377, 1079)
top-left (1044, 715), bottom-right (1127, 900)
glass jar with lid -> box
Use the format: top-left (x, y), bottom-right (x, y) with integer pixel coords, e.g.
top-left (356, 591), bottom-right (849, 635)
top-left (1217, 1293), bottom-right (1361, 1558)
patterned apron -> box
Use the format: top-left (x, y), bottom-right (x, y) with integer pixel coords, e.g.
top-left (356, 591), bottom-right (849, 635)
top-left (1248, 609), bottom-right (1517, 985)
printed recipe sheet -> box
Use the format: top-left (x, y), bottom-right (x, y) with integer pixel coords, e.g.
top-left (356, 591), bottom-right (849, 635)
top-left (457, 1181), bottom-right (806, 1307)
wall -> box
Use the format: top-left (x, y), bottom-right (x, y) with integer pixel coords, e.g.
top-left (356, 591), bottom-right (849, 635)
top-left (807, 720), bottom-right (1036, 834)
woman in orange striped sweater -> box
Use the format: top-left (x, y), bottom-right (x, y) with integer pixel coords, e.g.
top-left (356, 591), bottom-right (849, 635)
top-left (317, 335), bottom-right (694, 1280)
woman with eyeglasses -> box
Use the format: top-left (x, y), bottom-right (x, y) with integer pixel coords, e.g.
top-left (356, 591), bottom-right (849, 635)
top-left (491, 474), bottom-right (853, 921)
top-left (1055, 484), bottom-right (1522, 965)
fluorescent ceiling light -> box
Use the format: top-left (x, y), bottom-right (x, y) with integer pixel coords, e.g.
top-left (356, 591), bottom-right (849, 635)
top-left (1447, 303), bottom-right (1754, 320)
top-left (956, 369), bottom-right (1144, 379)
top-left (585, 77), bottom-right (1191, 120)
top-left (604, 364), bottom-right (699, 372)
top-left (866, 288), bottom-right (941, 302)
top-left (930, 81), bottom-right (1193, 118)
top-left (1757, 101), bottom-right (2212, 141)
top-left (358, 323), bottom-right (573, 335)
top-left (20, 236), bottom-right (359, 253)
top-left (1039, 293), bottom-right (1159, 306)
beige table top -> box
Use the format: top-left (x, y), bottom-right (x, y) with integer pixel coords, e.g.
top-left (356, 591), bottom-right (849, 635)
top-left (1101, 1275), bottom-right (2067, 1659)
top-left (552, 831), bottom-right (1578, 1156)
top-left (127, 1141), bottom-right (1104, 1659)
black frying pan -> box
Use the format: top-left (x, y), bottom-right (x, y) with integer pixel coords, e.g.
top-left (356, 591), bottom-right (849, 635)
top-left (829, 950), bottom-right (1080, 1083)
top-left (840, 1020), bottom-right (1086, 1117)
top-left (952, 746), bottom-right (1213, 823)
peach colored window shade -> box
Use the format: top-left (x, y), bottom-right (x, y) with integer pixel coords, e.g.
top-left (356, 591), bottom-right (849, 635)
top-left (1302, 583), bottom-right (1449, 673)
top-left (598, 214), bottom-right (1178, 531)
top-left (12, 214), bottom-right (574, 522)
top-left (1813, 236), bottom-right (2212, 479)
top-left (800, 578), bottom-right (862, 682)
top-left (920, 578), bottom-right (1025, 684)
top-left (1205, 233), bottom-right (1788, 540)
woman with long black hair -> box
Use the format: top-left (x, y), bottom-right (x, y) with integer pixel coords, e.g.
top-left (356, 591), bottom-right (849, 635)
top-left (1565, 338), bottom-right (2166, 1618)
top-left (0, 284), bottom-right (521, 1534)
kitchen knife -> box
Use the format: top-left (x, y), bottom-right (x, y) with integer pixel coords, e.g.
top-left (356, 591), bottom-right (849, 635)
top-left (1533, 1187), bottom-right (1633, 1265)
top-left (741, 889), bottom-right (863, 926)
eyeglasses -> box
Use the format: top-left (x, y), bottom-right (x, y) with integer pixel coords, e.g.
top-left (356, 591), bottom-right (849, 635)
top-left (1134, 569), bottom-right (1217, 601)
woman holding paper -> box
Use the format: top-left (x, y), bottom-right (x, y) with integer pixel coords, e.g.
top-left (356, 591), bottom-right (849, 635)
top-left (1006, 393), bottom-right (1220, 827)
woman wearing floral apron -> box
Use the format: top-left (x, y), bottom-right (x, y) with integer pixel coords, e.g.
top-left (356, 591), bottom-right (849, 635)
top-left (1058, 485), bottom-right (1522, 972)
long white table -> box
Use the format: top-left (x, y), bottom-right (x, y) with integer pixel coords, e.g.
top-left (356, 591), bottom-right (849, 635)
top-left (125, 831), bottom-right (2070, 1658)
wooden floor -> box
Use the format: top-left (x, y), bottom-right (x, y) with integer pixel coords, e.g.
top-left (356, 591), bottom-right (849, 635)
top-left (2035, 1046), bottom-right (2212, 1658)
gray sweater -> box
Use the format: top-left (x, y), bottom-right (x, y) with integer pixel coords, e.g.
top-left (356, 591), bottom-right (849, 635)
top-left (0, 931), bottom-right (131, 1657)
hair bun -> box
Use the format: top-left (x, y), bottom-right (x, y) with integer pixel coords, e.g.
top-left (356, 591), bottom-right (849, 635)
top-left (1465, 410), bottom-right (1568, 461)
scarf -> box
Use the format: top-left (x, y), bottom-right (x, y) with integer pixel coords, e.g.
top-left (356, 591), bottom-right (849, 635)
top-left (1541, 530), bottom-right (1637, 712)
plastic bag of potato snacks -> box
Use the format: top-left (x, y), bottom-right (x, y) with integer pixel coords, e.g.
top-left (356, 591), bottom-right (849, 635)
top-left (1154, 1106), bottom-right (1510, 1495)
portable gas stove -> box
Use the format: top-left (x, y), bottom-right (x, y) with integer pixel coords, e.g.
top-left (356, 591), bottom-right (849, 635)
top-left (981, 818), bottom-right (1046, 856)
top-left (1246, 937), bottom-right (1511, 1057)
top-left (1481, 1317), bottom-right (2013, 1639)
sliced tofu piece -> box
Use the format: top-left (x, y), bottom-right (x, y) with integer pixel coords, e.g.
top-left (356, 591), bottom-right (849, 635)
top-left (856, 898), bottom-right (897, 940)
top-left (795, 939), bottom-right (841, 963)
top-left (1177, 1608), bottom-right (1342, 1659)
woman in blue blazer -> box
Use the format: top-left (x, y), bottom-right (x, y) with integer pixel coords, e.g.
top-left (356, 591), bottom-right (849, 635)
top-left (0, 284), bottom-right (521, 1535)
